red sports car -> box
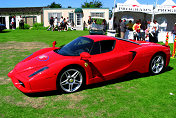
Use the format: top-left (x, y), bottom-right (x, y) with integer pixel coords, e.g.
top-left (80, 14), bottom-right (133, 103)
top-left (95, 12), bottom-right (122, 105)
top-left (8, 35), bottom-right (170, 93)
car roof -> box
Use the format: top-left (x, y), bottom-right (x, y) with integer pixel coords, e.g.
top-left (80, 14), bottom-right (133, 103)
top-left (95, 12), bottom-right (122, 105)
top-left (83, 35), bottom-right (140, 45)
top-left (83, 35), bottom-right (117, 42)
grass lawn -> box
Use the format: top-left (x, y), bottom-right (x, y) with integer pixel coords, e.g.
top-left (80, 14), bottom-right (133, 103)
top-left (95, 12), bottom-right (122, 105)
top-left (0, 30), bottom-right (176, 118)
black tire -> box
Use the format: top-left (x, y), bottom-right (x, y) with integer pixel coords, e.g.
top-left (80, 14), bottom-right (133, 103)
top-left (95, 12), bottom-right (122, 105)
top-left (57, 67), bottom-right (85, 93)
top-left (149, 54), bottom-right (165, 75)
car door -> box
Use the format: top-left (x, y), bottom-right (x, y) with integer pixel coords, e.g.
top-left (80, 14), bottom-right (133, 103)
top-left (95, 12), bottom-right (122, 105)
top-left (89, 40), bottom-right (134, 80)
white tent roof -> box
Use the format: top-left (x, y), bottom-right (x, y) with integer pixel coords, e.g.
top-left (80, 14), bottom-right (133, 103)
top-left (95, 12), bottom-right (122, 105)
top-left (161, 0), bottom-right (176, 6)
top-left (115, 0), bottom-right (153, 14)
top-left (124, 0), bottom-right (140, 5)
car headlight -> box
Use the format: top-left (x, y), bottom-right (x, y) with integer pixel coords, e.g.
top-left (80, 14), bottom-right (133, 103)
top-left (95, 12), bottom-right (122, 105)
top-left (29, 67), bottom-right (49, 77)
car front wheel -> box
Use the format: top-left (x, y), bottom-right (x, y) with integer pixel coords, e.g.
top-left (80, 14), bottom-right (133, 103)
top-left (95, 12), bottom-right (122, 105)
top-left (58, 68), bottom-right (85, 93)
top-left (149, 54), bottom-right (165, 75)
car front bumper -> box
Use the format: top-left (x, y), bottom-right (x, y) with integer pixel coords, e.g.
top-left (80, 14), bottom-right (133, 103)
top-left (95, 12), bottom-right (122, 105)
top-left (10, 73), bottom-right (32, 93)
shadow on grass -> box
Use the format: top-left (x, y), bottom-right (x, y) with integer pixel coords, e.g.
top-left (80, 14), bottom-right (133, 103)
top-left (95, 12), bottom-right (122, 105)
top-left (0, 30), bottom-right (11, 33)
top-left (25, 66), bottom-right (173, 97)
top-left (86, 66), bottom-right (173, 90)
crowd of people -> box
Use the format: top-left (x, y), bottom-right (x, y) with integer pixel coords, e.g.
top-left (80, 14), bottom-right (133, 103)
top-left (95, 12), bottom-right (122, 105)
top-left (10, 15), bottom-right (176, 43)
top-left (47, 16), bottom-right (108, 32)
top-left (47, 16), bottom-right (74, 31)
top-left (114, 17), bottom-right (161, 43)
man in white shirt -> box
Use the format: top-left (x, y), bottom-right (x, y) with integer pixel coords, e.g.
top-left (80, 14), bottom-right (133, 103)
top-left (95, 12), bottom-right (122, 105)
top-left (53, 17), bottom-right (58, 31)
top-left (66, 17), bottom-right (70, 30)
top-left (149, 20), bottom-right (159, 43)
top-left (11, 16), bottom-right (15, 30)
top-left (60, 16), bottom-right (63, 24)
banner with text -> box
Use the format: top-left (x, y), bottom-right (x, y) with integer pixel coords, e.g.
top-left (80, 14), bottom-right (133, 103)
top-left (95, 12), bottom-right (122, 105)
top-left (115, 4), bottom-right (153, 14)
top-left (155, 5), bottom-right (176, 14)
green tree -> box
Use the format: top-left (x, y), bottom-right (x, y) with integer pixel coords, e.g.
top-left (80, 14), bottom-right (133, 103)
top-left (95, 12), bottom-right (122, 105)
top-left (81, 0), bottom-right (103, 8)
top-left (47, 2), bottom-right (62, 8)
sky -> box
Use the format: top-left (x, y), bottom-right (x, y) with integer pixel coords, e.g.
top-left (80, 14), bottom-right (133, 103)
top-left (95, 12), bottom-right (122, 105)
top-left (0, 0), bottom-right (174, 9)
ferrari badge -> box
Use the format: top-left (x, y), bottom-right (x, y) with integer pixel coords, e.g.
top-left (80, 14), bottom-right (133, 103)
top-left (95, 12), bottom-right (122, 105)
top-left (84, 62), bottom-right (88, 67)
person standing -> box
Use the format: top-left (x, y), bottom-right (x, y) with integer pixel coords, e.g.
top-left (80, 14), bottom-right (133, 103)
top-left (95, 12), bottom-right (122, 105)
top-left (19, 16), bottom-right (24, 29)
top-left (133, 20), bottom-right (141, 41)
top-left (150, 20), bottom-right (159, 43)
top-left (126, 20), bottom-right (133, 31)
top-left (11, 16), bottom-right (15, 30)
top-left (63, 18), bottom-right (67, 31)
top-left (87, 16), bottom-right (93, 30)
top-left (70, 19), bottom-right (74, 30)
top-left (66, 17), bottom-right (70, 30)
top-left (60, 16), bottom-right (64, 30)
top-left (60, 16), bottom-right (63, 23)
top-left (47, 17), bottom-right (54, 31)
top-left (140, 20), bottom-right (147, 41)
top-left (102, 19), bottom-right (107, 32)
top-left (120, 19), bottom-right (127, 39)
top-left (53, 17), bottom-right (58, 31)
top-left (145, 21), bottom-right (151, 41)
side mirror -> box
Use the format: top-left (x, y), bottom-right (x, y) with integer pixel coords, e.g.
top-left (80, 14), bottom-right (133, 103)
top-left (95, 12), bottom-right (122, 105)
top-left (52, 41), bottom-right (57, 48)
top-left (80, 52), bottom-right (91, 60)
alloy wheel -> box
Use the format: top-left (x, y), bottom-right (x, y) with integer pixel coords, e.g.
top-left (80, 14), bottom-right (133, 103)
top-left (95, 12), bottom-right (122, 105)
top-left (60, 69), bottom-right (83, 92)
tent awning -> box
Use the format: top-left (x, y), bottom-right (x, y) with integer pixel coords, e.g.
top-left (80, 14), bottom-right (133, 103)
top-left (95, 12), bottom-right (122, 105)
top-left (161, 0), bottom-right (176, 6)
top-left (75, 8), bottom-right (83, 13)
top-left (124, 0), bottom-right (140, 5)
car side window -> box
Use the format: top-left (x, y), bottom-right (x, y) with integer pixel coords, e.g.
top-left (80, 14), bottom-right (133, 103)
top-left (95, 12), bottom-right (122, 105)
top-left (90, 41), bottom-right (100, 55)
top-left (100, 40), bottom-right (116, 53)
top-left (90, 40), bottom-right (116, 55)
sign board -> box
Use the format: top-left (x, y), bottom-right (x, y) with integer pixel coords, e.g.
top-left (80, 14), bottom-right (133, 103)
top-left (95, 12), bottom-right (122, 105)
top-left (115, 3), bottom-right (153, 14)
top-left (155, 5), bottom-right (176, 14)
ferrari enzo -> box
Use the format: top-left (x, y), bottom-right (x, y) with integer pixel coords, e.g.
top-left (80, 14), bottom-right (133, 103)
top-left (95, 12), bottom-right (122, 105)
top-left (8, 35), bottom-right (170, 93)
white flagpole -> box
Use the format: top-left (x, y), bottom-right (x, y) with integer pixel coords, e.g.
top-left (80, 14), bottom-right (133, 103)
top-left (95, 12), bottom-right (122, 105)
top-left (152, 0), bottom-right (158, 22)
top-left (112, 0), bottom-right (116, 30)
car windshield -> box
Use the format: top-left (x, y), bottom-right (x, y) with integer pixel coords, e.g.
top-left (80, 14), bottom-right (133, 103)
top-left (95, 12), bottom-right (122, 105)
top-left (91, 24), bottom-right (104, 30)
top-left (56, 37), bottom-right (94, 56)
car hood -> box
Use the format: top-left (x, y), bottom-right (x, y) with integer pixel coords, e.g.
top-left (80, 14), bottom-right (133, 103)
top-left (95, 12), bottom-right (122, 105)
top-left (13, 50), bottom-right (71, 73)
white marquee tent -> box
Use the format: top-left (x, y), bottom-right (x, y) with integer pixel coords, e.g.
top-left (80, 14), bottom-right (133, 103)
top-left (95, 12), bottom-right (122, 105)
top-left (113, 0), bottom-right (176, 31)
top-left (161, 0), bottom-right (176, 5)
top-left (155, 0), bottom-right (176, 14)
top-left (114, 0), bottom-right (153, 23)
top-left (154, 0), bottom-right (176, 31)
top-left (124, 0), bottom-right (140, 5)
top-left (110, 0), bottom-right (175, 43)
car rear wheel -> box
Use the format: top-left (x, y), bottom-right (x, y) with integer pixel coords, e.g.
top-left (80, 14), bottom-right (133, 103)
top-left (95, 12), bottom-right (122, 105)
top-left (58, 68), bottom-right (85, 93)
top-left (149, 54), bottom-right (165, 75)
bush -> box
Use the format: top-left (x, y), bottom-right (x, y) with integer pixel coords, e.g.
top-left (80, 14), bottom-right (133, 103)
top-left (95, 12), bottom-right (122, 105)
top-left (31, 23), bottom-right (48, 30)
top-left (24, 24), bottom-right (30, 29)
top-left (33, 23), bottom-right (43, 27)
